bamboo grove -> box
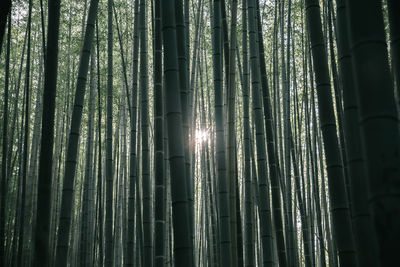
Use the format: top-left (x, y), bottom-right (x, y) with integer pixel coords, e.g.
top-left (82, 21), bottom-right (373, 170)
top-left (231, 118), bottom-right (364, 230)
top-left (0, 0), bottom-right (399, 266)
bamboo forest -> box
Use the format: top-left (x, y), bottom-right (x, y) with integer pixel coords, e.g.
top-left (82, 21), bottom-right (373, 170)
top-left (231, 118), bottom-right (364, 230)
top-left (1, 0), bottom-right (400, 266)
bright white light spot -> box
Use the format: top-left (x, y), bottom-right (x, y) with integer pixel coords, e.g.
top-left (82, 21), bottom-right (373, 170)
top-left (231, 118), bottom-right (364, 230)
top-left (195, 129), bottom-right (209, 144)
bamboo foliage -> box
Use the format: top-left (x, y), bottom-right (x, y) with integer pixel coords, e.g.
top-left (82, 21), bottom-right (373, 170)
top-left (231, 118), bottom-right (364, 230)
top-left (1, 1), bottom-right (400, 267)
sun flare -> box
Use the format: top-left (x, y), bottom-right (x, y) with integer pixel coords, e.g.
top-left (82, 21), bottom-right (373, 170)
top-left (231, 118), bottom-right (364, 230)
top-left (195, 129), bottom-right (209, 144)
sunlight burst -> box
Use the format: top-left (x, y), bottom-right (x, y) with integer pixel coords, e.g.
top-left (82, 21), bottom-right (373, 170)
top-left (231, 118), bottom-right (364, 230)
top-left (195, 129), bottom-right (209, 144)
